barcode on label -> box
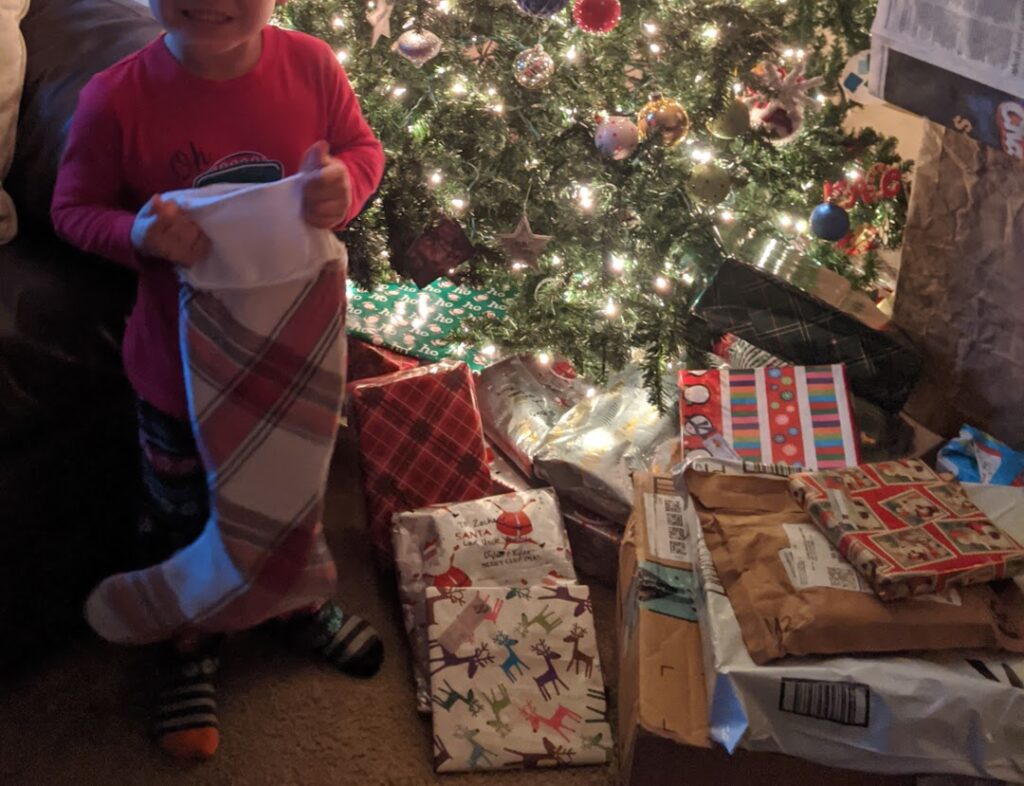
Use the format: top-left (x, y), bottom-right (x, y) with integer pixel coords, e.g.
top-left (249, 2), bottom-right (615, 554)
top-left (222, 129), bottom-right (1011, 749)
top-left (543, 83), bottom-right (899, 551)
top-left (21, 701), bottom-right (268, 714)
top-left (779, 679), bottom-right (870, 727)
top-left (742, 461), bottom-right (796, 477)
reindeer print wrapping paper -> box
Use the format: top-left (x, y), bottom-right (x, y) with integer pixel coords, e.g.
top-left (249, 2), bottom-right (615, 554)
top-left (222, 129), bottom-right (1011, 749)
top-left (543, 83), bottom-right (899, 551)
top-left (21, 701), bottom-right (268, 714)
top-left (393, 489), bottom-right (578, 713)
top-left (426, 585), bottom-right (612, 773)
top-left (790, 459), bottom-right (1024, 600)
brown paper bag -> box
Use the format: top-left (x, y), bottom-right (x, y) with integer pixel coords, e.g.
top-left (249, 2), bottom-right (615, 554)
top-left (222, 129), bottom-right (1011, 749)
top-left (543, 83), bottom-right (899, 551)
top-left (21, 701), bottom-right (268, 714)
top-left (687, 469), bottom-right (1024, 665)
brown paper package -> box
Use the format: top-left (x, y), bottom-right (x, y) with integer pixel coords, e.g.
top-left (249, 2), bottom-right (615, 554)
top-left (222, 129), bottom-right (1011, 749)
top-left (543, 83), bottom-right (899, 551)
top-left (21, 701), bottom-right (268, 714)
top-left (895, 122), bottom-right (1024, 448)
top-left (688, 470), bottom-right (1024, 665)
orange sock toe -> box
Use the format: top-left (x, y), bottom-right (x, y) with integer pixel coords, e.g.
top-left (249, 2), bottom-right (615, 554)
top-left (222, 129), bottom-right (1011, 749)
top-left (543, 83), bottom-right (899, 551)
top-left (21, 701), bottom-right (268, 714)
top-left (159, 727), bottom-right (220, 761)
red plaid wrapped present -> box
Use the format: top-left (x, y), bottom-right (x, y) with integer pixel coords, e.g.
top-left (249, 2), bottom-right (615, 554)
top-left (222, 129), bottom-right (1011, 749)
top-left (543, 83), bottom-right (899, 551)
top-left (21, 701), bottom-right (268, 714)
top-left (348, 337), bottom-right (419, 383)
top-left (790, 458), bottom-right (1024, 600)
top-left (350, 361), bottom-right (492, 559)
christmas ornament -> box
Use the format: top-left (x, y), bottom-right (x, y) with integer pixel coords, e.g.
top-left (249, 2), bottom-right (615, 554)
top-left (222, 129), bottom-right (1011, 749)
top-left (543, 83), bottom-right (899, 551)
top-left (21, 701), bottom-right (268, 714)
top-left (464, 38), bottom-right (497, 66)
top-left (594, 116), bottom-right (639, 160)
top-left (366, 0), bottom-right (395, 48)
top-left (514, 45), bottom-right (555, 89)
top-left (810, 203), bottom-right (851, 241)
top-left (837, 224), bottom-right (881, 256)
top-left (572, 0), bottom-right (621, 35)
top-left (709, 99), bottom-right (750, 139)
top-left (398, 220), bottom-right (476, 288)
top-left (744, 61), bottom-right (823, 145)
top-left (637, 94), bottom-right (690, 147)
top-left (395, 29), bottom-right (442, 67)
top-left (515, 0), bottom-right (569, 18)
top-left (498, 214), bottom-right (552, 268)
top-left (824, 163), bottom-right (903, 208)
top-left (689, 162), bottom-right (732, 204)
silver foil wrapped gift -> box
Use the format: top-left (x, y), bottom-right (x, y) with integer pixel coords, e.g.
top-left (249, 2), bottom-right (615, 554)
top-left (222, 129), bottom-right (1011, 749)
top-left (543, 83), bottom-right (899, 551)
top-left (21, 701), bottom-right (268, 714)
top-left (476, 356), bottom-right (570, 476)
top-left (533, 370), bottom-right (677, 524)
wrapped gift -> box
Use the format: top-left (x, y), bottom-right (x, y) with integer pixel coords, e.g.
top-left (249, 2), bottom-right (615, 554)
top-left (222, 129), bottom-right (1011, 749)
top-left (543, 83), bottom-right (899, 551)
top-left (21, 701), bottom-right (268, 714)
top-left (476, 357), bottom-right (569, 478)
top-left (487, 443), bottom-right (535, 495)
top-left (349, 361), bottom-right (492, 558)
top-left (712, 333), bottom-right (786, 369)
top-left (686, 466), bottom-right (1024, 664)
top-left (790, 459), bottom-right (1024, 600)
top-left (694, 258), bottom-right (921, 413)
top-left (392, 489), bottom-right (577, 713)
top-left (561, 502), bottom-right (622, 589)
top-left (938, 425), bottom-right (1024, 487)
top-left (534, 373), bottom-right (676, 525)
top-left (427, 585), bottom-right (612, 773)
top-left (688, 483), bottom-right (1024, 781)
top-left (347, 278), bottom-right (509, 372)
top-left (679, 365), bottom-right (860, 471)
top-left (347, 337), bottom-right (418, 383)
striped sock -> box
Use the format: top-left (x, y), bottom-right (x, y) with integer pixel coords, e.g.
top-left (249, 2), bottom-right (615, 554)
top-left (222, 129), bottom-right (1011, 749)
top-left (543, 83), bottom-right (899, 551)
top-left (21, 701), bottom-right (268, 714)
top-left (155, 643), bottom-right (220, 761)
top-left (280, 601), bottom-right (384, 678)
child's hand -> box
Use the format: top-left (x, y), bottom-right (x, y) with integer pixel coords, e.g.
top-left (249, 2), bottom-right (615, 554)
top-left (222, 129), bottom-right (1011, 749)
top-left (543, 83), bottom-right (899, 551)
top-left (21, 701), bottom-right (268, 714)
top-left (131, 195), bottom-right (211, 267)
top-left (300, 140), bottom-right (352, 229)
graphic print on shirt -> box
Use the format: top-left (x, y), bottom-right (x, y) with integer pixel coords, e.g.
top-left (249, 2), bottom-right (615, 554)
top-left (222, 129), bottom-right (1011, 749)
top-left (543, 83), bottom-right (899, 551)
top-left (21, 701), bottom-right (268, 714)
top-left (194, 151), bottom-right (284, 188)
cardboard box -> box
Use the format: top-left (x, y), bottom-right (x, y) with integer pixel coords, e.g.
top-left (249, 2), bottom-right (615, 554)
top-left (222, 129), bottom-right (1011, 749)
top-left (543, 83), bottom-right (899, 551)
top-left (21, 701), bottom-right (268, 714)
top-left (617, 473), bottom-right (914, 786)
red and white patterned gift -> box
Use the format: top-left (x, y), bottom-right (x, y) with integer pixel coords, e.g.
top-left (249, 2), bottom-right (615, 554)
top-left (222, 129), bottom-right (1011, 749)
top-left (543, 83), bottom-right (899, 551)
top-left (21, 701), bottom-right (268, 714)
top-left (790, 458), bottom-right (1024, 600)
top-left (680, 364), bottom-right (860, 470)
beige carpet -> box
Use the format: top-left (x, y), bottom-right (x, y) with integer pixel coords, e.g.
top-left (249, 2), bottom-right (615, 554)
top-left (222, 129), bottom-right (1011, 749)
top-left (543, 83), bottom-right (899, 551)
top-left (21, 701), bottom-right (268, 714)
top-left (1, 434), bottom-right (618, 786)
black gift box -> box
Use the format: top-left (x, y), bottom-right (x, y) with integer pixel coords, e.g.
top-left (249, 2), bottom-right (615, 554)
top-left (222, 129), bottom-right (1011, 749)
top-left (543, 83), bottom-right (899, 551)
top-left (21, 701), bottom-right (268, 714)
top-left (694, 258), bottom-right (922, 413)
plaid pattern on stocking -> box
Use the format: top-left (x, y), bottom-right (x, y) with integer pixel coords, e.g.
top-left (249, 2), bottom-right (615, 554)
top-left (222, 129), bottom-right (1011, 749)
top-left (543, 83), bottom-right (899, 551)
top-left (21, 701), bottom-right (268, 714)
top-left (349, 361), bottom-right (491, 558)
top-left (695, 259), bottom-right (922, 413)
top-left (84, 263), bottom-right (345, 644)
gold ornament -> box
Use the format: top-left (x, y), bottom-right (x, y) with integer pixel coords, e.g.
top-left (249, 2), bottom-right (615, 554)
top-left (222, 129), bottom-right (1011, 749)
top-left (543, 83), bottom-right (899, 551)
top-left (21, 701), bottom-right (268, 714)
top-left (637, 94), bottom-right (690, 147)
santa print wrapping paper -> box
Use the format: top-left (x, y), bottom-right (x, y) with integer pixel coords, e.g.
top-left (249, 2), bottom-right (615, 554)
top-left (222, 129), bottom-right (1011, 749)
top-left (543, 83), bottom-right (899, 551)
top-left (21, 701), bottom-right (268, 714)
top-left (790, 459), bottom-right (1024, 600)
top-left (392, 489), bottom-right (578, 713)
top-left (349, 360), bottom-right (492, 558)
top-left (679, 364), bottom-right (860, 470)
top-left (427, 586), bottom-right (613, 773)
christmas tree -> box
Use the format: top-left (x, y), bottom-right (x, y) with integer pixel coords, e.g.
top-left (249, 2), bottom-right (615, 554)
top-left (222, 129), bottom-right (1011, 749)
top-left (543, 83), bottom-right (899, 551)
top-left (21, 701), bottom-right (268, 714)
top-left (279, 0), bottom-right (908, 406)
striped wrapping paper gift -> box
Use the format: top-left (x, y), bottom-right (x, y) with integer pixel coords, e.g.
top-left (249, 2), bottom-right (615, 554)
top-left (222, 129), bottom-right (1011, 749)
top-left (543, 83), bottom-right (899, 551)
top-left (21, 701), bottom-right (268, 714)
top-left (679, 365), bottom-right (861, 471)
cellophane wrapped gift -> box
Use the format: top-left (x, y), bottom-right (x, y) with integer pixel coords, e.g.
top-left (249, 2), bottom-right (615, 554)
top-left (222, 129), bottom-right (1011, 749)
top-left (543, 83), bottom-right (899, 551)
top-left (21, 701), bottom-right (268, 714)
top-left (694, 257), bottom-right (921, 413)
top-left (790, 458), bottom-right (1024, 600)
top-left (349, 360), bottom-right (492, 559)
top-left (679, 365), bottom-right (860, 470)
top-left (685, 458), bottom-right (1024, 781)
top-left (534, 372), bottom-right (676, 525)
top-left (476, 357), bottom-right (569, 477)
top-left (427, 585), bottom-right (613, 773)
top-left (392, 489), bottom-right (577, 713)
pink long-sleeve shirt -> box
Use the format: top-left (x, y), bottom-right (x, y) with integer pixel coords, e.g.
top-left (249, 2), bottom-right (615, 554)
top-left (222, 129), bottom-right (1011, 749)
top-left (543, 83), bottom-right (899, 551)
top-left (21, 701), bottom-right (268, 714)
top-left (52, 26), bottom-right (384, 420)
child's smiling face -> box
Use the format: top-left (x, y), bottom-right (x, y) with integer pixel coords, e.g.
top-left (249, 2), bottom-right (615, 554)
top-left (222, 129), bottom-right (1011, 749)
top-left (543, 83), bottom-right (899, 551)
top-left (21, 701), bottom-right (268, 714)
top-left (151, 0), bottom-right (284, 56)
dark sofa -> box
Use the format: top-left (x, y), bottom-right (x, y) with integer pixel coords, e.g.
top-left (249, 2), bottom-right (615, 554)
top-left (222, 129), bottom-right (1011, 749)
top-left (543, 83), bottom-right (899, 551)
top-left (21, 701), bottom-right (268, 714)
top-left (0, 0), bottom-right (162, 670)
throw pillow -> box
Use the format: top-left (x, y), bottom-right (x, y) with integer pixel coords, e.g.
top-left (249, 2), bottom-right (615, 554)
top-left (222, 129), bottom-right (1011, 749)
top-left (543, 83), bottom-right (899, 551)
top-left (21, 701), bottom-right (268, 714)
top-left (0, 0), bottom-right (30, 244)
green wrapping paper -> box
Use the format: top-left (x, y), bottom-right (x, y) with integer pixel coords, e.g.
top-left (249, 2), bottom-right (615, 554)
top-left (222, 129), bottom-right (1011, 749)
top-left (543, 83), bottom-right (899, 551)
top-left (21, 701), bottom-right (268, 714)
top-left (346, 278), bottom-right (510, 372)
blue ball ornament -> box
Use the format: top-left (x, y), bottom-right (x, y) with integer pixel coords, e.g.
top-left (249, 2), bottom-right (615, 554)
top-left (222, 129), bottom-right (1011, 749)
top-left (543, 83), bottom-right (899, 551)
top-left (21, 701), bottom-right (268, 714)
top-left (810, 203), bottom-right (851, 241)
top-left (515, 0), bottom-right (569, 18)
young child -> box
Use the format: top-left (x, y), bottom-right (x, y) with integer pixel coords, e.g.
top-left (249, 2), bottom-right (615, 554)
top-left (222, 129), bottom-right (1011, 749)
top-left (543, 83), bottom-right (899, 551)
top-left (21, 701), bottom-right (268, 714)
top-left (51, 0), bottom-right (386, 761)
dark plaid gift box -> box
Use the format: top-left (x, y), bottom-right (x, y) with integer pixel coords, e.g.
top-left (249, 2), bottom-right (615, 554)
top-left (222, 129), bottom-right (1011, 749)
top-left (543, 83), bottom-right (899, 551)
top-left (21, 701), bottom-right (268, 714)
top-left (348, 337), bottom-right (419, 383)
top-left (349, 361), bottom-right (492, 559)
top-left (694, 258), bottom-right (922, 413)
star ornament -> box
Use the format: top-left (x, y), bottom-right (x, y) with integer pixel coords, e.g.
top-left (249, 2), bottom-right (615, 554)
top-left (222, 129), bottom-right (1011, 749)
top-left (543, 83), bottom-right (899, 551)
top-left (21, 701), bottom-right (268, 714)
top-left (464, 38), bottom-right (498, 66)
top-left (366, 0), bottom-right (395, 48)
top-left (498, 214), bottom-right (552, 268)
